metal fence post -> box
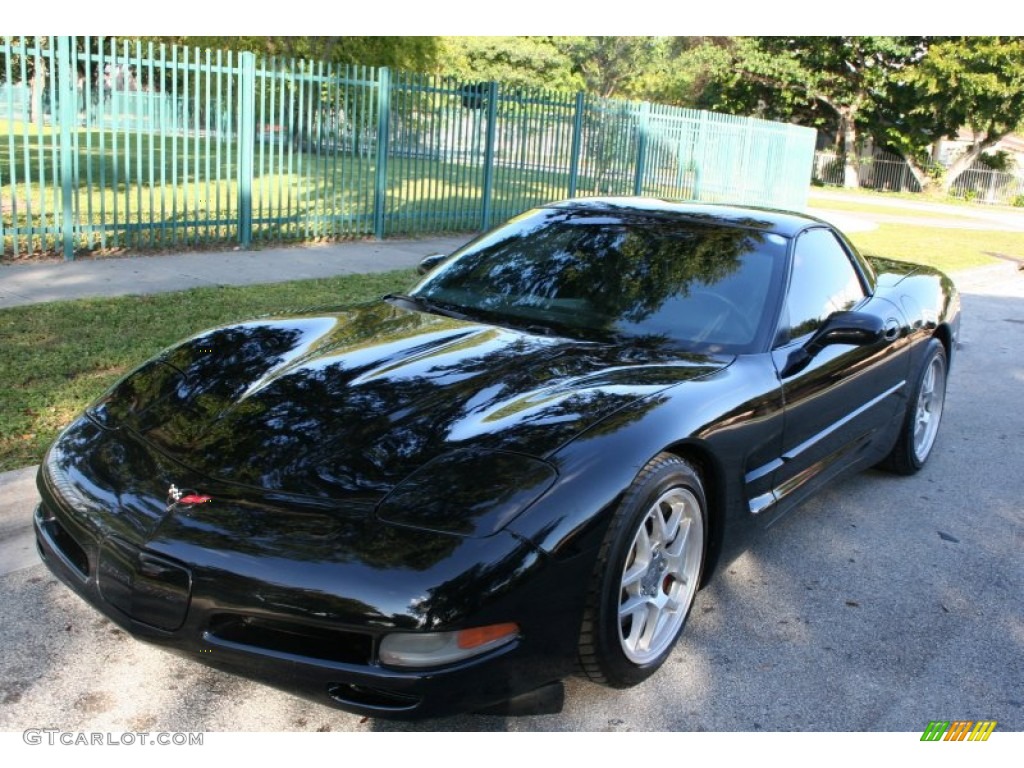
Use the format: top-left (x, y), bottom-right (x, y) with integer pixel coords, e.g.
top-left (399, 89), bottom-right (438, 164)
top-left (633, 101), bottom-right (650, 196)
top-left (568, 91), bottom-right (585, 198)
top-left (373, 67), bottom-right (391, 240)
top-left (57, 36), bottom-right (76, 260)
top-left (480, 81), bottom-right (499, 231)
top-left (237, 52), bottom-right (256, 248)
top-left (693, 111), bottom-right (709, 200)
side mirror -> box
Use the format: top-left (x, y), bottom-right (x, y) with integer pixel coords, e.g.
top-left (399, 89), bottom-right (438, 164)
top-left (782, 311), bottom-right (885, 377)
top-left (417, 253), bottom-right (452, 276)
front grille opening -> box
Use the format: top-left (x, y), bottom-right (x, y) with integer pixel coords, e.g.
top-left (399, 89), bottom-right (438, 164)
top-left (41, 516), bottom-right (90, 578)
top-left (207, 615), bottom-right (373, 665)
top-left (327, 682), bottom-right (421, 711)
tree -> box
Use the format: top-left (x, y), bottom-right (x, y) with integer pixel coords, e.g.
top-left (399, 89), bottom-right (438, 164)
top-left (437, 37), bottom-right (581, 92)
top-left (687, 37), bottom-right (927, 188)
top-left (894, 37), bottom-right (1024, 193)
top-left (144, 37), bottom-right (440, 72)
top-left (558, 37), bottom-right (667, 99)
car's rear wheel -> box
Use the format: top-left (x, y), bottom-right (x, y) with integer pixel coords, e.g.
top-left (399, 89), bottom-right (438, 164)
top-left (880, 338), bottom-right (948, 475)
top-left (578, 454), bottom-right (706, 688)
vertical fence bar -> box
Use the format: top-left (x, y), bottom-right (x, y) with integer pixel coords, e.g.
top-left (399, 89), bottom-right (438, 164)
top-left (36, 40), bottom-right (51, 252)
top-left (254, 55), bottom-right (263, 239)
top-left (373, 67), bottom-right (390, 240)
top-left (328, 62), bottom-right (339, 237)
top-left (17, 38), bottom-right (31, 251)
top-left (45, 39), bottom-right (58, 252)
top-left (96, 39), bottom-right (106, 249)
top-left (438, 77), bottom-right (451, 229)
top-left (191, 46), bottom-right (200, 245)
top-left (632, 101), bottom-right (650, 197)
top-left (480, 81), bottom-right (499, 231)
top-left (311, 61), bottom-right (321, 237)
top-left (215, 48), bottom-right (223, 240)
top-left (146, 41), bottom-right (155, 248)
top-left (270, 56), bottom-right (280, 234)
top-left (0, 38), bottom-right (6, 253)
top-left (355, 65), bottom-right (365, 232)
top-left (285, 58), bottom-right (295, 237)
top-left (122, 40), bottom-right (133, 248)
top-left (181, 45), bottom-right (190, 245)
top-left (110, 38), bottom-right (122, 248)
top-left (157, 44), bottom-right (167, 247)
top-left (169, 44), bottom-right (177, 247)
top-left (57, 36), bottom-right (75, 259)
top-left (203, 47), bottom-right (211, 241)
top-left (225, 50), bottom-right (234, 237)
top-left (70, 42), bottom-right (82, 251)
top-left (4, 37), bottom-right (19, 257)
top-left (295, 58), bottom-right (307, 240)
top-left (237, 51), bottom-right (255, 248)
top-left (134, 40), bottom-right (144, 249)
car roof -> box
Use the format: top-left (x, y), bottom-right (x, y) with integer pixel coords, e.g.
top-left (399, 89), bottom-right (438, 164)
top-left (543, 197), bottom-right (829, 238)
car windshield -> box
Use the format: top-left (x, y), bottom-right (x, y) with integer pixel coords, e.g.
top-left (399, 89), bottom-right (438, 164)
top-left (410, 207), bottom-right (788, 353)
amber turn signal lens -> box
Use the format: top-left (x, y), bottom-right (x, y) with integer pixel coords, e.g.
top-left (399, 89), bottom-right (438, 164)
top-left (456, 622), bottom-right (519, 650)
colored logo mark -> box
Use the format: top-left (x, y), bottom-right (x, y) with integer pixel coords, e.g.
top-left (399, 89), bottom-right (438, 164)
top-left (921, 720), bottom-right (997, 741)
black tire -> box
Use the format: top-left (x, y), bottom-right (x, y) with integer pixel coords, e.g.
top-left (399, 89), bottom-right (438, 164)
top-left (578, 453), bottom-right (706, 688)
top-left (879, 338), bottom-right (948, 475)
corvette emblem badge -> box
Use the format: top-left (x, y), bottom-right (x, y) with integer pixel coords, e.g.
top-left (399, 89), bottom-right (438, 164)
top-left (167, 484), bottom-right (212, 506)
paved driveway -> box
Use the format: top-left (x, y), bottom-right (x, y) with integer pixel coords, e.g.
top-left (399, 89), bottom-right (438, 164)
top-left (1, 261), bottom-right (1020, 732)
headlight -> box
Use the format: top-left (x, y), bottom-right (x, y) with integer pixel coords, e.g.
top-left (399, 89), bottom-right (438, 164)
top-left (375, 449), bottom-right (556, 538)
top-left (43, 444), bottom-right (92, 514)
top-left (379, 623), bottom-right (520, 668)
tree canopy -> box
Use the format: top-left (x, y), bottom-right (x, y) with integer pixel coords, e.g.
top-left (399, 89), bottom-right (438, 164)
top-left (143, 36), bottom-right (441, 71)
top-left (891, 37), bottom-right (1024, 190)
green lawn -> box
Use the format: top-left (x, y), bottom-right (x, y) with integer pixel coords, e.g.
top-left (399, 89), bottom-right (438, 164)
top-left (808, 197), bottom-right (983, 221)
top-left (811, 184), bottom-right (1022, 210)
top-left (847, 225), bottom-right (1019, 273)
top-left (1, 118), bottom-right (601, 256)
top-left (0, 269), bottom-right (415, 472)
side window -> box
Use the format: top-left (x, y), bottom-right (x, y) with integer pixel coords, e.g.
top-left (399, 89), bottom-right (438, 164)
top-left (782, 228), bottom-right (866, 342)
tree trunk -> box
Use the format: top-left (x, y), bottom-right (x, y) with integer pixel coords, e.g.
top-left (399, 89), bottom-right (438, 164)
top-left (838, 106), bottom-right (860, 189)
top-left (30, 57), bottom-right (47, 126)
top-left (901, 154), bottom-right (940, 194)
top-left (941, 132), bottom-right (1007, 193)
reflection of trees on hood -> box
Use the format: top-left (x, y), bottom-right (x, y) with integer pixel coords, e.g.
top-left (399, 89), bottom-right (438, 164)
top-left (429, 212), bottom-right (766, 328)
top-left (115, 306), bottom-right (705, 501)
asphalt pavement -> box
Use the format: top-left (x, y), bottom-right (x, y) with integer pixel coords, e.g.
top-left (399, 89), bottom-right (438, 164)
top-left (1, 205), bottom-right (1022, 732)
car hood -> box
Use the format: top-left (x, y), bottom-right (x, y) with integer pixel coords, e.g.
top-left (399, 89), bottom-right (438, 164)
top-left (94, 301), bottom-right (729, 502)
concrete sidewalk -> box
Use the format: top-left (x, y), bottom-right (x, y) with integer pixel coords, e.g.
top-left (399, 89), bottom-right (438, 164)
top-left (0, 235), bottom-right (473, 309)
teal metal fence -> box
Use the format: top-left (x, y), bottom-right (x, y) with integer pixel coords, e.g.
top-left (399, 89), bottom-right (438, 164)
top-left (1, 36), bottom-right (817, 261)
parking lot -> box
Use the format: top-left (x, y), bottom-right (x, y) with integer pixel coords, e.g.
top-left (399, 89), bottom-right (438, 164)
top-left (1, 255), bottom-right (1021, 733)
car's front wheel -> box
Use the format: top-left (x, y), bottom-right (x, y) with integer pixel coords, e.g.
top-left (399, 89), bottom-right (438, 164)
top-left (578, 454), bottom-right (706, 688)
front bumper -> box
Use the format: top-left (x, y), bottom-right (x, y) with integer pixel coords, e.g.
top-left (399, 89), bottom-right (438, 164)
top-left (33, 466), bottom-right (590, 719)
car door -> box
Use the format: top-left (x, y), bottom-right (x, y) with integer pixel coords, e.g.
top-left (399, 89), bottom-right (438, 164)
top-left (764, 227), bottom-right (910, 524)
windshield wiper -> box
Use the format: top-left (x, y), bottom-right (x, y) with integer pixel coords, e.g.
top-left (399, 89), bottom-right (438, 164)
top-left (384, 293), bottom-right (476, 322)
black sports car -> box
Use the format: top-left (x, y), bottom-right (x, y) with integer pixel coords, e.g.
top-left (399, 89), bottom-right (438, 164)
top-left (35, 198), bottom-right (960, 719)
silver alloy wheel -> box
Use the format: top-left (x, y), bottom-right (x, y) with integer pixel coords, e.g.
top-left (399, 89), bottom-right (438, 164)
top-left (912, 352), bottom-right (946, 463)
top-left (618, 487), bottom-right (704, 664)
